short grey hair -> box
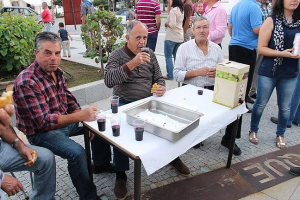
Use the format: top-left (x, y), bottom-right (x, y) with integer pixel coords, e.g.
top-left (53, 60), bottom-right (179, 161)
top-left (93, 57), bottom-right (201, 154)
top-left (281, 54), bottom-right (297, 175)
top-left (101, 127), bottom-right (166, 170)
top-left (42, 2), bottom-right (48, 6)
top-left (35, 32), bottom-right (61, 51)
top-left (193, 16), bottom-right (210, 27)
top-left (126, 21), bottom-right (148, 37)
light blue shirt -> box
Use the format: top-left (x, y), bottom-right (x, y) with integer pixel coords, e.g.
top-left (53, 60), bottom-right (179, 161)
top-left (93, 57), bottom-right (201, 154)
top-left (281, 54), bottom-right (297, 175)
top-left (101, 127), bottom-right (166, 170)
top-left (229, 0), bottom-right (262, 50)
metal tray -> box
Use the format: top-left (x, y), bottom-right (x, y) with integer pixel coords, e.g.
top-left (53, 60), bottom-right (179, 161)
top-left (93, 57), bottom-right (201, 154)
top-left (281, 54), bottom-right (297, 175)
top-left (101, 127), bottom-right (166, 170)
top-left (123, 99), bottom-right (203, 142)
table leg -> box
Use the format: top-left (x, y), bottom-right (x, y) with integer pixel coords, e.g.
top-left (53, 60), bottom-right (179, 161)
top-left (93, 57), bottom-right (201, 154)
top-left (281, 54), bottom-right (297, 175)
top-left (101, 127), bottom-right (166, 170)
top-left (226, 116), bottom-right (240, 168)
top-left (134, 159), bottom-right (141, 200)
top-left (83, 126), bottom-right (93, 181)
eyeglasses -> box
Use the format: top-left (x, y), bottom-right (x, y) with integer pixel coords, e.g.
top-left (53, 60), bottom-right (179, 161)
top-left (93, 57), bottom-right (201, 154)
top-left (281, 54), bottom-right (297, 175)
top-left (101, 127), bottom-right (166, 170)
top-left (194, 26), bottom-right (209, 30)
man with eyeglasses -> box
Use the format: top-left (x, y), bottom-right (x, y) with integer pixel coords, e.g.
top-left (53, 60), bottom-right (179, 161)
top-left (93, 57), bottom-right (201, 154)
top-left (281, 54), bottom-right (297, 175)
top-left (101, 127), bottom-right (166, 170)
top-left (174, 17), bottom-right (242, 155)
top-left (13, 32), bottom-right (105, 200)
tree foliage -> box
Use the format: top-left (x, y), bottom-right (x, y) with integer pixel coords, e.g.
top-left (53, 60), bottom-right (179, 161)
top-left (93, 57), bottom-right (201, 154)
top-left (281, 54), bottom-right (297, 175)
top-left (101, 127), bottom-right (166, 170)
top-left (81, 10), bottom-right (125, 75)
top-left (0, 13), bottom-right (42, 72)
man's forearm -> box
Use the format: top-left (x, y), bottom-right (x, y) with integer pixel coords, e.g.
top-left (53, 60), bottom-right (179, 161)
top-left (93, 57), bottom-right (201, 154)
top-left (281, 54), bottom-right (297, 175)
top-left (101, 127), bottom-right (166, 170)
top-left (156, 22), bottom-right (161, 31)
top-left (0, 125), bottom-right (18, 144)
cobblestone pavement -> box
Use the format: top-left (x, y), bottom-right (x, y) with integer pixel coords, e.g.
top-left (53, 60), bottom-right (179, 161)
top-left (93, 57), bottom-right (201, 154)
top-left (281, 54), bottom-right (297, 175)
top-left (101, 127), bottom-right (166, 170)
top-left (8, 89), bottom-right (300, 200)
top-left (6, 17), bottom-right (300, 200)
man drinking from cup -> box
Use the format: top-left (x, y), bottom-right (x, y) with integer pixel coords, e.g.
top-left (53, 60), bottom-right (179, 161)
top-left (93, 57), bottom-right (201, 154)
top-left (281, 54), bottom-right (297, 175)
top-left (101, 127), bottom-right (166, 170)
top-left (94, 21), bottom-right (191, 200)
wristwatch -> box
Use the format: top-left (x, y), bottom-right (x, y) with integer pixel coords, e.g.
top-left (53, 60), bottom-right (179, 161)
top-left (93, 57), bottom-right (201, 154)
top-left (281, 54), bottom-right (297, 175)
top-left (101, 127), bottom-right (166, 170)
top-left (11, 138), bottom-right (20, 148)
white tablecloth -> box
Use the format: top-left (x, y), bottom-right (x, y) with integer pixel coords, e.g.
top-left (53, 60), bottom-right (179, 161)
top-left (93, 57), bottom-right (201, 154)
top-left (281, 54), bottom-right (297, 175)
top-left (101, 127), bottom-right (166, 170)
top-left (85, 84), bottom-right (248, 175)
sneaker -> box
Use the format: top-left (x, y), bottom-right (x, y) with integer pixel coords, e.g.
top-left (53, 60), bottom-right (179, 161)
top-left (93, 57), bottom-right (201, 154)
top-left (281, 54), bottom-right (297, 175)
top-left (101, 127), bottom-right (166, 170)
top-left (170, 159), bottom-right (191, 176)
top-left (93, 163), bottom-right (115, 174)
top-left (221, 138), bottom-right (242, 156)
top-left (290, 167), bottom-right (300, 176)
top-left (270, 117), bottom-right (292, 128)
top-left (114, 179), bottom-right (127, 200)
top-left (68, 55), bottom-right (71, 57)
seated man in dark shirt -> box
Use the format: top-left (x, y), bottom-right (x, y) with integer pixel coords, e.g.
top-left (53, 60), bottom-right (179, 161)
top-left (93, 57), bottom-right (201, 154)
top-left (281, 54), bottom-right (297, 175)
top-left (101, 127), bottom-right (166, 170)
top-left (94, 21), bottom-right (191, 200)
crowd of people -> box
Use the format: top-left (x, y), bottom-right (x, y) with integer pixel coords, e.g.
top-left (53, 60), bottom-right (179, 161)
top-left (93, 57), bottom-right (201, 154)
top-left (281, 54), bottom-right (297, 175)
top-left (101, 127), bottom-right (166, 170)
top-left (1, 0), bottom-right (300, 199)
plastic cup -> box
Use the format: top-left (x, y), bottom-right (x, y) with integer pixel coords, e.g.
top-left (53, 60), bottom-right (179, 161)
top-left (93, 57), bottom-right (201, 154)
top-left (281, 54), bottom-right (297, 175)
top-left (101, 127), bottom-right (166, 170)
top-left (96, 111), bottom-right (106, 132)
top-left (141, 47), bottom-right (150, 53)
top-left (111, 115), bottom-right (121, 137)
top-left (110, 96), bottom-right (119, 114)
top-left (133, 119), bottom-right (145, 141)
top-left (197, 80), bottom-right (205, 95)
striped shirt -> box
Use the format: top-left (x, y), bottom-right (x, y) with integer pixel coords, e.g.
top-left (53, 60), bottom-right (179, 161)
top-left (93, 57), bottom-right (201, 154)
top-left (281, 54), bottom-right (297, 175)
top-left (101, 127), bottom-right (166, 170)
top-left (104, 44), bottom-right (165, 103)
top-left (174, 39), bottom-right (224, 86)
top-left (135, 0), bottom-right (161, 35)
top-left (13, 61), bottom-right (80, 135)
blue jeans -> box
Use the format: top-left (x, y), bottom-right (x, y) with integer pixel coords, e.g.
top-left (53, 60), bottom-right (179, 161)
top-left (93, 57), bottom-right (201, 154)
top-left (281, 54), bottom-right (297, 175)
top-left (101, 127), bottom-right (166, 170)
top-left (92, 100), bottom-right (130, 172)
top-left (164, 40), bottom-right (182, 80)
top-left (288, 74), bottom-right (300, 126)
top-left (147, 33), bottom-right (158, 52)
top-left (27, 123), bottom-right (98, 200)
top-left (44, 22), bottom-right (51, 32)
top-left (0, 141), bottom-right (56, 199)
top-left (251, 75), bottom-right (297, 136)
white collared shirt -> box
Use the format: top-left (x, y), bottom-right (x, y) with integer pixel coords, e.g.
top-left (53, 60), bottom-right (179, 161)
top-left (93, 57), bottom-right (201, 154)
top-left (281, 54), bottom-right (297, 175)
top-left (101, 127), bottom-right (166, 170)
top-left (174, 39), bottom-right (224, 86)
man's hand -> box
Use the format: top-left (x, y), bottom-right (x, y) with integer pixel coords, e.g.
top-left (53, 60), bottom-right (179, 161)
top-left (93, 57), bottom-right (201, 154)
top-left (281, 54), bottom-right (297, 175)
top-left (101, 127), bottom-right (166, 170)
top-left (15, 143), bottom-right (37, 166)
top-left (195, 67), bottom-right (216, 78)
top-left (154, 85), bottom-right (166, 97)
top-left (1, 174), bottom-right (24, 197)
top-left (127, 52), bottom-right (150, 70)
top-left (206, 67), bottom-right (216, 78)
top-left (81, 106), bottom-right (98, 122)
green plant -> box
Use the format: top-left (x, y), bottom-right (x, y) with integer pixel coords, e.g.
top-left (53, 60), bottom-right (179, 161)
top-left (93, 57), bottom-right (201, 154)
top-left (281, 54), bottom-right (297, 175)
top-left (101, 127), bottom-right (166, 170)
top-left (0, 13), bottom-right (42, 71)
top-left (81, 10), bottom-right (124, 75)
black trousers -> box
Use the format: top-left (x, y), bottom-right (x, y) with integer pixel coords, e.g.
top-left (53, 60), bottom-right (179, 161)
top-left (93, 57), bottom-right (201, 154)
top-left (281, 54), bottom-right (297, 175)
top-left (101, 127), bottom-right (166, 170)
top-left (223, 45), bottom-right (257, 140)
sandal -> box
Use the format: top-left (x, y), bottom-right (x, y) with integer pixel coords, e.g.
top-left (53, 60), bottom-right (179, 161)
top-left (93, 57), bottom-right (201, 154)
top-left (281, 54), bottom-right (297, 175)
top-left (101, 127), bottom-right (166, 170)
top-left (249, 131), bottom-right (258, 145)
top-left (276, 136), bottom-right (286, 149)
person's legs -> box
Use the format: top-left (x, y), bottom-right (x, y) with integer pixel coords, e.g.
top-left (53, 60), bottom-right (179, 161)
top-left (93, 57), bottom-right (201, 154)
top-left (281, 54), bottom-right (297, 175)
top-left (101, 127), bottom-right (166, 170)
top-left (44, 22), bottom-right (51, 32)
top-left (276, 77), bottom-right (297, 136)
top-left (287, 74), bottom-right (300, 126)
top-left (250, 75), bottom-right (277, 133)
top-left (293, 104), bottom-right (300, 125)
top-left (249, 53), bottom-right (263, 97)
top-left (173, 42), bottom-right (182, 60)
top-left (0, 141), bottom-right (56, 199)
top-left (146, 33), bottom-right (158, 52)
top-left (66, 40), bottom-right (71, 57)
top-left (164, 40), bottom-right (176, 80)
top-left (27, 123), bottom-right (98, 199)
top-left (62, 41), bottom-right (67, 57)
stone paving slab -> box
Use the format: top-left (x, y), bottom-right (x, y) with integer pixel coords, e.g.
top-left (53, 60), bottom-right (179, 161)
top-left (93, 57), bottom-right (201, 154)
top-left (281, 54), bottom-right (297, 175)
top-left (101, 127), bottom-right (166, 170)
top-left (141, 168), bottom-right (258, 200)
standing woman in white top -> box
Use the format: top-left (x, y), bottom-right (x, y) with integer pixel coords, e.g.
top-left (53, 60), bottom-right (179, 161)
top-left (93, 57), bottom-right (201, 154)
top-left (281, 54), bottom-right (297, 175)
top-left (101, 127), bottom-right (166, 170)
top-left (163, 0), bottom-right (184, 80)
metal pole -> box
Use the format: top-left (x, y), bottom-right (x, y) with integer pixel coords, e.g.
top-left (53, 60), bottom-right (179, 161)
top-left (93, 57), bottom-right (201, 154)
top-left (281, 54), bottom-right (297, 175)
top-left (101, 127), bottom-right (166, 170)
top-left (134, 159), bottom-right (141, 200)
top-left (226, 115), bottom-right (240, 168)
top-left (83, 126), bottom-right (93, 181)
top-left (70, 0), bottom-right (77, 30)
